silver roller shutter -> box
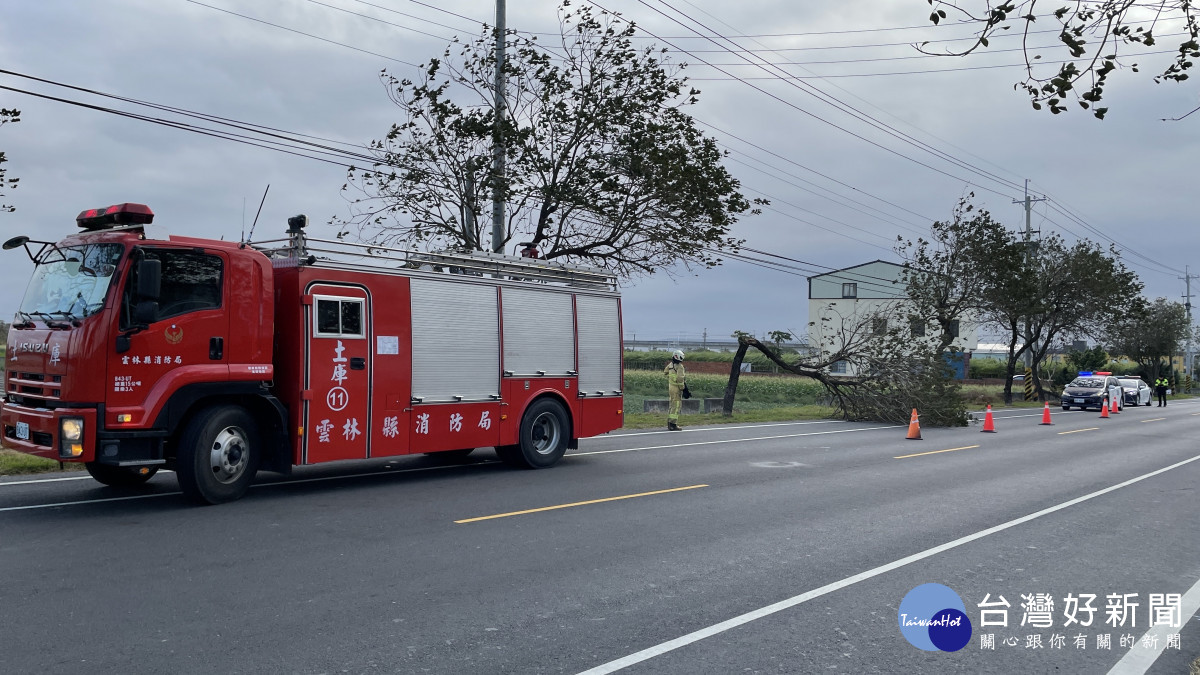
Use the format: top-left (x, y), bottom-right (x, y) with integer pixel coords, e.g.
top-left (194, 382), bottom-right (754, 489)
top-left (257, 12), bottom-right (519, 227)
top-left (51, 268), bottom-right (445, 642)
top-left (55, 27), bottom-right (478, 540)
top-left (501, 288), bottom-right (575, 375)
top-left (410, 278), bottom-right (499, 402)
top-left (576, 295), bottom-right (622, 395)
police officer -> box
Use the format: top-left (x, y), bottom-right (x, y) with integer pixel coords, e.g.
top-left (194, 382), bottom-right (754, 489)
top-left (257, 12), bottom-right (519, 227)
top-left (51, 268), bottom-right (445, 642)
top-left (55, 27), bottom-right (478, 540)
top-left (1155, 376), bottom-right (1169, 407)
top-left (664, 350), bottom-right (686, 431)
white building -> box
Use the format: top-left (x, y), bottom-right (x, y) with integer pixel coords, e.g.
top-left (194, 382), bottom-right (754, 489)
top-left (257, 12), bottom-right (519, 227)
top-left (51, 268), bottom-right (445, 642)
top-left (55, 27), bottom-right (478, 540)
top-left (807, 260), bottom-right (980, 375)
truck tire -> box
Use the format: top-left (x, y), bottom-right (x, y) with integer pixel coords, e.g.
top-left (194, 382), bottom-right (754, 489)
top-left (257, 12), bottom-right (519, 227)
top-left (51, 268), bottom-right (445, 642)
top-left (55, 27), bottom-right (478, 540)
top-left (176, 405), bottom-right (260, 505)
top-left (85, 462), bottom-right (158, 487)
top-left (498, 398), bottom-right (570, 469)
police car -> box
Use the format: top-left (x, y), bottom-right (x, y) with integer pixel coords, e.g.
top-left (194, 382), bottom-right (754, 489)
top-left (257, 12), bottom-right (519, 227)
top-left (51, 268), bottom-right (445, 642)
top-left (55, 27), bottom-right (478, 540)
top-left (1061, 372), bottom-right (1125, 412)
top-left (1119, 377), bottom-right (1153, 406)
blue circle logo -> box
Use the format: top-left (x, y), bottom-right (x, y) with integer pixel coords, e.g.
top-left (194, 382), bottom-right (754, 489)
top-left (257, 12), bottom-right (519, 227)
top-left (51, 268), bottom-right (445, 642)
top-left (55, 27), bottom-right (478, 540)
top-left (898, 583), bottom-right (972, 652)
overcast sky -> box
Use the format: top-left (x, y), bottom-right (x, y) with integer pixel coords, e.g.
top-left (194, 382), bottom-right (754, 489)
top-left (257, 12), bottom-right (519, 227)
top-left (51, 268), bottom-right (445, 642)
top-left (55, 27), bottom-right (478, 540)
top-left (1, 0), bottom-right (1197, 344)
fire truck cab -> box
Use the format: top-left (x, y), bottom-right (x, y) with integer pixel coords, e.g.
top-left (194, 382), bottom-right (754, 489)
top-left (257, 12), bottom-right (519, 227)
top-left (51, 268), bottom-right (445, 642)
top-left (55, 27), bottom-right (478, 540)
top-left (2, 204), bottom-right (624, 504)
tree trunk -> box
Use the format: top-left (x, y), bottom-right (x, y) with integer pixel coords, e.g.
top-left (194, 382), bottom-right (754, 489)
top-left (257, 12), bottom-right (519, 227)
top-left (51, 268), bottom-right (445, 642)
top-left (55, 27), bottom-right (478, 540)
top-left (722, 342), bottom-right (749, 416)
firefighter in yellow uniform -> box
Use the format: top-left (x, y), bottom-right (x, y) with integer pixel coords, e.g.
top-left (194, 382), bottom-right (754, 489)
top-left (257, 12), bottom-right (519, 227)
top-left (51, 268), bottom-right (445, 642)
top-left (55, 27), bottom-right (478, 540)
top-left (664, 349), bottom-right (686, 431)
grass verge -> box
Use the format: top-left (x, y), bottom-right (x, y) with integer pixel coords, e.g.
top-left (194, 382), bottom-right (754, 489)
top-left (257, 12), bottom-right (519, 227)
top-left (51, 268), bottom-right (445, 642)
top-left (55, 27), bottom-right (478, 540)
top-left (0, 449), bottom-right (83, 476)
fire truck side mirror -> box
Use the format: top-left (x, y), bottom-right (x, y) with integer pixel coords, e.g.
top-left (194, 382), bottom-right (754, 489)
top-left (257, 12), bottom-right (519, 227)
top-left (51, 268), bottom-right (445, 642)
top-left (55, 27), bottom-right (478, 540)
top-left (136, 258), bottom-right (161, 301)
top-left (133, 258), bottom-right (161, 325)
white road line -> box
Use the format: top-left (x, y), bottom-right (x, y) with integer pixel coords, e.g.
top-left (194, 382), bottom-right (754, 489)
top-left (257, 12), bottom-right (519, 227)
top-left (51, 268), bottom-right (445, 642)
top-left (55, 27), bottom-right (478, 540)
top-left (0, 492), bottom-right (176, 512)
top-left (574, 453), bottom-right (1200, 675)
top-left (608, 420), bottom-right (844, 438)
top-left (0, 474), bottom-right (93, 486)
top-left (0, 462), bottom-right (479, 512)
top-left (1106, 573), bottom-right (1200, 674)
top-left (572, 425), bottom-right (903, 457)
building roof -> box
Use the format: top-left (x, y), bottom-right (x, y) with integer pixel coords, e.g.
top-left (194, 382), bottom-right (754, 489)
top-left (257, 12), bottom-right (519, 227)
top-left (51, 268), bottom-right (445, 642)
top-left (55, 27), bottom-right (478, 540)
top-left (807, 260), bottom-right (906, 300)
top-left (806, 259), bottom-right (905, 280)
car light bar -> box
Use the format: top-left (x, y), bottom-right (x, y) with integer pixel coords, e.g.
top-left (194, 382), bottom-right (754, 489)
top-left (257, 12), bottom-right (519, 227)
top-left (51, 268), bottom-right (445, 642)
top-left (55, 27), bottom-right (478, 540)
top-left (76, 203), bottom-right (155, 230)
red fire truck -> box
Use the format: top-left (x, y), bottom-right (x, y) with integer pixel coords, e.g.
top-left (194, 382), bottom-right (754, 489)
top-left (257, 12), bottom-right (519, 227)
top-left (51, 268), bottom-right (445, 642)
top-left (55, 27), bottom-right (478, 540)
top-left (1, 203), bottom-right (624, 504)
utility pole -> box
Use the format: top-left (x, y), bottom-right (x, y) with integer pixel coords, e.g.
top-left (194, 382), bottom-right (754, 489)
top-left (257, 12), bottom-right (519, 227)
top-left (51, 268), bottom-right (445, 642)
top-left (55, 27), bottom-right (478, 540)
top-left (1182, 266), bottom-right (1196, 391)
top-left (490, 0), bottom-right (506, 253)
top-left (1013, 179), bottom-right (1046, 399)
top-left (462, 160), bottom-right (477, 249)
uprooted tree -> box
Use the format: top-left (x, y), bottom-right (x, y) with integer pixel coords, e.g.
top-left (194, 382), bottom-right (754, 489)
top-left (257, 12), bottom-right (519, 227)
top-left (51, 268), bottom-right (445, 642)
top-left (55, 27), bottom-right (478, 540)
top-left (725, 305), bottom-right (968, 427)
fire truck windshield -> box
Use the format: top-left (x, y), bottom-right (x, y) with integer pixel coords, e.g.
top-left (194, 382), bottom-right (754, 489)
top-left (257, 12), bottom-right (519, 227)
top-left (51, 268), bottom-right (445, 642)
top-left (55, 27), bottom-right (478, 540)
top-left (19, 243), bottom-right (123, 319)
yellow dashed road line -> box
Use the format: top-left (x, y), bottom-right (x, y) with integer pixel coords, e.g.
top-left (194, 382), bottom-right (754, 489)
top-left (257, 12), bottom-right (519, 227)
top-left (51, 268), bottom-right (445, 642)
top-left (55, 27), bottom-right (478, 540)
top-left (894, 445), bottom-right (980, 460)
top-left (455, 484), bottom-right (709, 523)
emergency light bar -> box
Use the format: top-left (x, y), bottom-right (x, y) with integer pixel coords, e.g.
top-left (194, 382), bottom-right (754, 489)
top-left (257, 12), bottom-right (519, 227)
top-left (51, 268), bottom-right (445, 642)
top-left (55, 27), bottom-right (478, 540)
top-left (76, 203), bottom-right (155, 231)
top-left (1078, 372), bottom-right (1092, 376)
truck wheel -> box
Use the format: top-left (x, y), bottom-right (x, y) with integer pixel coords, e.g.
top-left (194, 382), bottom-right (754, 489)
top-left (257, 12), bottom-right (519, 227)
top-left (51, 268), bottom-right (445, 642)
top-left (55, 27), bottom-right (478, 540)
top-left (85, 462), bottom-right (158, 487)
top-left (176, 406), bottom-right (260, 505)
top-left (502, 398), bottom-right (570, 469)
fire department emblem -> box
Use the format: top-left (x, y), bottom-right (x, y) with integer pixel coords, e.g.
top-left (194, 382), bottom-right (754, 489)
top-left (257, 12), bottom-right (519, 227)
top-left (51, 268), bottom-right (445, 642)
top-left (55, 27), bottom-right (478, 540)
top-left (164, 324), bottom-right (183, 345)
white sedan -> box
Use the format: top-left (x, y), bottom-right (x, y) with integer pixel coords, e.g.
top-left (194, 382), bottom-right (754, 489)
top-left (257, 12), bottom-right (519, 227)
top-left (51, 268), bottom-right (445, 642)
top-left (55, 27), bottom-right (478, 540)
top-left (1119, 378), bottom-right (1153, 406)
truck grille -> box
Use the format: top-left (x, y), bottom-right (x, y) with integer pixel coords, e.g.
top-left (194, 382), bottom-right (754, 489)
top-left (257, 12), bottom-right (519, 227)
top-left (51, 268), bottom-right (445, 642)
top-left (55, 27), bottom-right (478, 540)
top-left (6, 371), bottom-right (62, 404)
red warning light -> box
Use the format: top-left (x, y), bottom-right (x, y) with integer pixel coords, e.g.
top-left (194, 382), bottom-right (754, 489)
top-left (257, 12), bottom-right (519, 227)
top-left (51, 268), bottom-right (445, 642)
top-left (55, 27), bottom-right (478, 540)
top-left (76, 203), bottom-right (155, 230)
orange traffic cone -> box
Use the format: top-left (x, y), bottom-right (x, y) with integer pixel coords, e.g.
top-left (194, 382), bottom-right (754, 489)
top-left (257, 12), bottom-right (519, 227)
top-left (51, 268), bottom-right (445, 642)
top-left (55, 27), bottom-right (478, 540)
top-left (1040, 401), bottom-right (1053, 426)
top-left (981, 405), bottom-right (996, 433)
top-left (906, 408), bottom-right (922, 440)
top-left (1099, 398), bottom-right (1110, 419)
top-left (1110, 394), bottom-right (1120, 414)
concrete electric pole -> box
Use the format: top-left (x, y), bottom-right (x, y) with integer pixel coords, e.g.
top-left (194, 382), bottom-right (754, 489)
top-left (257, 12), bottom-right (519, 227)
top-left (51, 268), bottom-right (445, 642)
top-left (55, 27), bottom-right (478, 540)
top-left (1013, 179), bottom-right (1045, 399)
top-left (491, 0), bottom-right (506, 254)
top-left (1183, 266), bottom-right (1196, 391)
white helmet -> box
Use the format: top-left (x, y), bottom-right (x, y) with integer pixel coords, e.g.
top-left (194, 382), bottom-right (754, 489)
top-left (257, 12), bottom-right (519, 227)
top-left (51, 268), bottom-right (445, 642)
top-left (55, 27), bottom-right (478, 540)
top-left (672, 349), bottom-right (685, 361)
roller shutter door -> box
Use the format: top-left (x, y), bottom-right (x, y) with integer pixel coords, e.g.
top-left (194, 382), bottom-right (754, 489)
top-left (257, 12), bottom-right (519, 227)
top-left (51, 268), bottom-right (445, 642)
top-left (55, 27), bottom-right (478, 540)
top-left (576, 295), bottom-right (621, 395)
top-left (410, 278), bottom-right (499, 402)
top-left (501, 288), bottom-right (575, 375)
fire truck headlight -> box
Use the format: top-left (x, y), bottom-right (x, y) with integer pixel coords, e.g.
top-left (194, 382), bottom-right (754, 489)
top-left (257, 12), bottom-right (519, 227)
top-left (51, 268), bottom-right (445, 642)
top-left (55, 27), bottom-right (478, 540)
top-left (59, 417), bottom-right (84, 458)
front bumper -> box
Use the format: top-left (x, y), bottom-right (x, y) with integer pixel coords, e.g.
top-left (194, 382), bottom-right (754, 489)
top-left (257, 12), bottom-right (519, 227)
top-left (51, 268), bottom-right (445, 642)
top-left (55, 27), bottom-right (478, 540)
top-left (1, 404), bottom-right (98, 462)
top-left (1063, 393), bottom-right (1104, 408)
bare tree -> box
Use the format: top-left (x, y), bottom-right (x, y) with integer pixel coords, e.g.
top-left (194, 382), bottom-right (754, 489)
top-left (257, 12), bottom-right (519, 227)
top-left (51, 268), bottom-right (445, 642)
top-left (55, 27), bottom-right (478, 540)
top-left (1, 108), bottom-right (19, 213)
top-left (919, 1), bottom-right (1200, 119)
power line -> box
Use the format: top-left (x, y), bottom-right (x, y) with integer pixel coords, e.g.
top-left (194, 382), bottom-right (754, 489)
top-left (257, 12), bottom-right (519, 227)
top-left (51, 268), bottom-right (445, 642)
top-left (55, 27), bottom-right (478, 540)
top-left (603, 0), bottom-right (1025, 200)
top-left (0, 83), bottom-right (364, 168)
top-left (300, 0), bottom-right (460, 41)
top-left (181, 0), bottom-right (422, 67)
top-left (685, 48), bottom-right (1184, 80)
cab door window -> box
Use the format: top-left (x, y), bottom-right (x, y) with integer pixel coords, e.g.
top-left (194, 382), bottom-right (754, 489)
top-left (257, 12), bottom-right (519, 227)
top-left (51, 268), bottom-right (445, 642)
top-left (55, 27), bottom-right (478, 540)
top-left (122, 249), bottom-right (224, 328)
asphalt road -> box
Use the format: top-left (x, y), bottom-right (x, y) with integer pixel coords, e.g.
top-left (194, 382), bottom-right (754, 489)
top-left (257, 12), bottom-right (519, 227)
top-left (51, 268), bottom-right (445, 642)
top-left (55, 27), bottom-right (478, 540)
top-left (2, 401), bottom-right (1198, 674)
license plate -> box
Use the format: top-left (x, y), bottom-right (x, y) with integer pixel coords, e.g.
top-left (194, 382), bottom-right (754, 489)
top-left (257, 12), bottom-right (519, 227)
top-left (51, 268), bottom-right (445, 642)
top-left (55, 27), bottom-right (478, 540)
top-left (15, 421), bottom-right (29, 440)
top-left (1075, 398), bottom-right (1085, 404)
